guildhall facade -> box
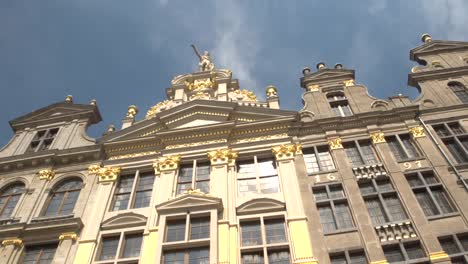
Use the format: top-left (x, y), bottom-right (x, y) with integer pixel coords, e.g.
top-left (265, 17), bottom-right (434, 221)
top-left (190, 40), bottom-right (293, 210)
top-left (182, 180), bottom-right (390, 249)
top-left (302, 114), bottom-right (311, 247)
top-left (0, 34), bottom-right (467, 264)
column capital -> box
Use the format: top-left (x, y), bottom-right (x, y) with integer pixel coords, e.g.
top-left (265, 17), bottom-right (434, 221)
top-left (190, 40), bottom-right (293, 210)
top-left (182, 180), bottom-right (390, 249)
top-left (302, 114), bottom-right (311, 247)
top-left (37, 168), bottom-right (55, 181)
top-left (429, 251), bottom-right (449, 262)
top-left (207, 148), bottom-right (238, 165)
top-left (293, 257), bottom-right (319, 264)
top-left (153, 155), bottom-right (181, 172)
top-left (272, 143), bottom-right (302, 160)
top-left (370, 261), bottom-right (388, 264)
top-left (1, 238), bottom-right (23, 247)
top-left (328, 138), bottom-right (343, 150)
top-left (88, 165), bottom-right (121, 184)
top-left (59, 232), bottom-right (78, 241)
top-left (409, 126), bottom-right (426, 138)
top-left (369, 132), bottom-right (386, 144)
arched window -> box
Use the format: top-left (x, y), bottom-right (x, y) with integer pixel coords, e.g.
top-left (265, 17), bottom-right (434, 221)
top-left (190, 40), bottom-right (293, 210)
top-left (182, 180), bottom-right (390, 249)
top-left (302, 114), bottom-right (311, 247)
top-left (327, 92), bottom-right (353, 117)
top-left (43, 178), bottom-right (82, 216)
top-left (0, 182), bottom-right (25, 218)
top-left (449, 82), bottom-right (468, 104)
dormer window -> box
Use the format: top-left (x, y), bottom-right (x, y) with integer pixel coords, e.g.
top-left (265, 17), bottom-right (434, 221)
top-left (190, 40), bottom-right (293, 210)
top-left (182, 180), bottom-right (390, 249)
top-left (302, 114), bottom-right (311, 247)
top-left (27, 128), bottom-right (59, 153)
top-left (327, 93), bottom-right (353, 117)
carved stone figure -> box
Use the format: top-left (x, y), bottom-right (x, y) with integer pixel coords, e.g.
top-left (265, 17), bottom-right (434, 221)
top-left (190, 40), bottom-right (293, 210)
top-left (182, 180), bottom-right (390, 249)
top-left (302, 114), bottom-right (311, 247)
top-left (191, 44), bottom-right (215, 71)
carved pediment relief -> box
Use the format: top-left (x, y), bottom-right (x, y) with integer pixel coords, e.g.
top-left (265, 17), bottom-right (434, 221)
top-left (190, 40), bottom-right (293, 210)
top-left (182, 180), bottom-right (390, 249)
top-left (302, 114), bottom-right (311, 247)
top-left (237, 198), bottom-right (286, 215)
top-left (411, 40), bottom-right (468, 60)
top-left (156, 194), bottom-right (222, 214)
top-left (101, 212), bottom-right (147, 230)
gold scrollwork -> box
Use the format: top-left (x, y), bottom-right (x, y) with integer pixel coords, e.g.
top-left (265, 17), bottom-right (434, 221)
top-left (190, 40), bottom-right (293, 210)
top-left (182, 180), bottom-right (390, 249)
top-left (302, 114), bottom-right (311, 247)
top-left (409, 126), bottom-right (425, 138)
top-left (185, 78), bottom-right (215, 91)
top-left (232, 89), bottom-right (257, 101)
top-left (328, 138), bottom-right (343, 150)
top-left (37, 168), bottom-right (55, 181)
top-left (272, 143), bottom-right (302, 160)
top-left (108, 151), bottom-right (159, 161)
top-left (59, 232), bottom-right (78, 241)
top-left (207, 148), bottom-right (238, 165)
top-left (88, 165), bottom-right (121, 184)
top-left (369, 132), bottom-right (386, 144)
top-left (1, 238), bottom-right (23, 247)
top-left (306, 84), bottom-right (320, 92)
top-left (343, 79), bottom-right (355, 87)
top-left (146, 100), bottom-right (172, 119)
top-left (153, 155), bottom-right (181, 172)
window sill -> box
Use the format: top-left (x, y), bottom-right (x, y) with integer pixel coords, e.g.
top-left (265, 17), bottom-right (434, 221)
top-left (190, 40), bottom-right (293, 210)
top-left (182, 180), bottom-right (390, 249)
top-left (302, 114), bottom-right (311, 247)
top-left (162, 238), bottom-right (210, 249)
top-left (31, 214), bottom-right (74, 223)
top-left (427, 212), bottom-right (460, 221)
top-left (396, 157), bottom-right (425, 163)
top-left (94, 256), bottom-right (139, 264)
top-left (307, 169), bottom-right (338, 176)
top-left (240, 242), bottom-right (289, 250)
top-left (0, 218), bottom-right (20, 225)
top-left (323, 227), bottom-right (358, 236)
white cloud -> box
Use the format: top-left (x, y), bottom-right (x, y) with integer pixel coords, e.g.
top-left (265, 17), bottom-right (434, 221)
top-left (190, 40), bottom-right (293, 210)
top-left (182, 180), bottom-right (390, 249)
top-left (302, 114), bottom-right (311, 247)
top-left (420, 0), bottom-right (468, 40)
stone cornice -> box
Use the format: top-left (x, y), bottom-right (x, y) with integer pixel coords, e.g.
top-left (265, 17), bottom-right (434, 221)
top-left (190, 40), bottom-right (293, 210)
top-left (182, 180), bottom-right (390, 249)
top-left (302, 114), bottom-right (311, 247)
top-left (408, 65), bottom-right (468, 87)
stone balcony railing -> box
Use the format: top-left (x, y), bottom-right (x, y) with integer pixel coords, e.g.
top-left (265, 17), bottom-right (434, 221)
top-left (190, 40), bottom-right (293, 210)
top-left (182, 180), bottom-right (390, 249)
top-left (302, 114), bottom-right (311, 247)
top-left (352, 163), bottom-right (387, 180)
top-left (375, 221), bottom-right (417, 242)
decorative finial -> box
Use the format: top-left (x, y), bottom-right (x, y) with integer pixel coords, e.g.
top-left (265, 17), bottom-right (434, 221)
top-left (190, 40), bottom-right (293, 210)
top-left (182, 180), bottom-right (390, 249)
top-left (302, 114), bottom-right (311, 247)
top-left (90, 99), bottom-right (97, 106)
top-left (334, 63), bottom-right (343, 69)
top-left (127, 105), bottom-right (138, 118)
top-left (65, 95), bottom-right (73, 103)
top-left (421, 33), bottom-right (432, 43)
top-left (107, 124), bottom-right (116, 133)
top-left (302, 67), bottom-right (311, 75)
top-left (316, 62), bottom-right (326, 70)
top-left (266, 85), bottom-right (278, 98)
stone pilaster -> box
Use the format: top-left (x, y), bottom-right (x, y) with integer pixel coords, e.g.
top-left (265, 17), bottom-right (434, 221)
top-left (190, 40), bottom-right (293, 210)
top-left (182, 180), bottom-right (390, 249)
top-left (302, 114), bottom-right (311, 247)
top-left (1, 238), bottom-right (23, 264)
top-left (55, 232), bottom-right (77, 263)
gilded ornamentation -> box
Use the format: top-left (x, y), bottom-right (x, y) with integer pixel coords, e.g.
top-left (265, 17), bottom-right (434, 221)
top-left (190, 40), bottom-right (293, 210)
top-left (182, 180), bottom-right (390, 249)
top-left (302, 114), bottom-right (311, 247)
top-left (235, 133), bottom-right (288, 144)
top-left (146, 100), bottom-right (177, 119)
top-left (429, 251), bottom-right (449, 261)
top-left (409, 126), bottom-right (425, 138)
top-left (37, 168), bottom-right (55, 181)
top-left (108, 151), bottom-right (159, 161)
top-left (343, 79), bottom-right (355, 87)
top-left (166, 139), bottom-right (227, 150)
top-left (306, 84), bottom-right (320, 92)
top-left (126, 105), bottom-right (138, 118)
top-left (272, 143), bottom-right (302, 160)
top-left (369, 132), bottom-right (386, 144)
top-left (266, 85), bottom-right (278, 97)
top-left (190, 91), bottom-right (211, 100)
top-left (183, 188), bottom-right (207, 196)
top-left (88, 165), bottom-right (121, 184)
top-left (185, 78), bottom-right (215, 91)
top-left (229, 89), bottom-right (257, 101)
top-left (65, 95), bottom-right (73, 103)
top-left (328, 138), bottom-right (343, 150)
top-left (1, 238), bottom-right (23, 247)
top-left (59, 232), bottom-right (78, 241)
top-left (207, 148), bottom-right (238, 165)
top-left (153, 155), bottom-right (181, 172)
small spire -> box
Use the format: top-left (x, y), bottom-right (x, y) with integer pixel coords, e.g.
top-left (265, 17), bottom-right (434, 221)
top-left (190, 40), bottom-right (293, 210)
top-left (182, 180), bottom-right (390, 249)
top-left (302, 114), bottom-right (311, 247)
top-left (65, 95), bottom-right (73, 103)
top-left (90, 99), bottom-right (97, 106)
top-left (334, 63), bottom-right (343, 69)
top-left (316, 62), bottom-right (326, 70)
top-left (107, 124), bottom-right (116, 133)
top-left (421, 33), bottom-right (432, 43)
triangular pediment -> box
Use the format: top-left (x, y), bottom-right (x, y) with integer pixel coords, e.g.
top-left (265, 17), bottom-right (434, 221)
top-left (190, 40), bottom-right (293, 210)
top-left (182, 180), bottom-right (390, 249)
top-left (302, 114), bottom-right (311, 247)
top-left (300, 69), bottom-right (355, 88)
top-left (9, 102), bottom-right (101, 131)
top-left (410, 40), bottom-right (468, 60)
top-left (237, 198), bottom-right (286, 215)
top-left (101, 212), bottom-right (147, 230)
top-left (156, 193), bottom-right (222, 214)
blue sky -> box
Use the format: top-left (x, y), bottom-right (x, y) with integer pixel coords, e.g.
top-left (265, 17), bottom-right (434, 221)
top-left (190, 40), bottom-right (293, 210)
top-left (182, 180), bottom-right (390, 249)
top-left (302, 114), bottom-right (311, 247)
top-left (1, 0), bottom-right (467, 146)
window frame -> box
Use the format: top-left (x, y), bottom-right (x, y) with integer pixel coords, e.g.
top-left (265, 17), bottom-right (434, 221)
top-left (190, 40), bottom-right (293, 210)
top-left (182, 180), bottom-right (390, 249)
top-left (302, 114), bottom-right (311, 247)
top-left (343, 140), bottom-right (380, 167)
top-left (110, 169), bottom-right (155, 212)
top-left (236, 156), bottom-right (280, 196)
top-left (327, 92), bottom-right (353, 117)
top-left (164, 213), bottom-right (211, 243)
top-left (329, 248), bottom-right (368, 264)
top-left (312, 183), bottom-right (355, 234)
top-left (22, 243), bottom-right (58, 264)
top-left (382, 240), bottom-right (428, 264)
top-left (303, 145), bottom-right (336, 175)
top-left (0, 182), bottom-right (26, 219)
top-left (432, 122), bottom-right (468, 164)
top-left (42, 178), bottom-right (83, 217)
top-left (438, 232), bottom-right (468, 263)
top-left (448, 82), bottom-right (468, 104)
top-left (175, 160), bottom-right (211, 195)
top-left (405, 170), bottom-right (457, 218)
top-left (26, 127), bottom-right (60, 153)
top-left (95, 230), bottom-right (144, 263)
top-left (239, 214), bottom-right (291, 264)
top-left (386, 134), bottom-right (423, 162)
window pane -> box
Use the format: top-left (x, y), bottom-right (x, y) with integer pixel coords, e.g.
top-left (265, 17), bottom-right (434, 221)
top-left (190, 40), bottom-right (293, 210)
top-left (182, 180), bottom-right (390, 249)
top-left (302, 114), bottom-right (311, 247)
top-left (259, 176), bottom-right (279, 194)
top-left (449, 123), bottom-right (465, 135)
top-left (304, 152), bottom-right (320, 174)
top-left (237, 161), bottom-right (256, 179)
top-left (23, 244), bottom-right (57, 264)
top-left (330, 253), bottom-right (347, 264)
top-left (0, 194), bottom-right (21, 218)
top-left (405, 242), bottom-right (425, 259)
top-left (329, 185), bottom-right (344, 199)
top-left (190, 217), bottom-right (210, 240)
top-left (196, 164), bottom-right (210, 181)
top-left (313, 187), bottom-right (328, 201)
top-left (383, 245), bottom-right (404, 263)
top-left (422, 171), bottom-right (438, 184)
top-left (432, 188), bottom-right (455, 214)
top-left (458, 234), bottom-right (468, 251)
top-left (433, 125), bottom-right (450, 137)
top-left (177, 183), bottom-right (192, 195)
top-left (365, 198), bottom-right (387, 225)
top-left (387, 136), bottom-right (406, 160)
top-left (166, 219), bottom-right (186, 242)
top-left (99, 236), bottom-right (120, 260)
top-left (335, 203), bottom-right (354, 229)
top-left (178, 166), bottom-right (193, 184)
top-left (349, 251), bottom-right (367, 264)
top-left (400, 135), bottom-right (420, 158)
top-left (359, 141), bottom-right (378, 165)
top-left (265, 219), bottom-right (287, 244)
top-left (136, 173), bottom-right (154, 191)
top-left (241, 221), bottom-right (262, 246)
top-left (268, 250), bottom-right (290, 264)
top-left (122, 234), bottom-right (142, 258)
top-left (134, 190), bottom-right (152, 208)
top-left (195, 181), bottom-right (210, 193)
top-left (112, 193), bottom-right (131, 211)
top-left (318, 148), bottom-right (336, 171)
top-left (116, 175), bottom-right (135, 193)
top-left (318, 205), bottom-right (337, 233)
top-left (189, 247), bottom-right (209, 264)
top-left (439, 237), bottom-right (461, 254)
top-left (406, 175), bottom-right (423, 187)
top-left (44, 193), bottom-right (64, 216)
top-left (344, 143), bottom-right (365, 167)
top-left (163, 251), bottom-right (185, 264)
top-left (445, 140), bottom-right (468, 163)
top-left (258, 159), bottom-right (276, 176)
top-left (359, 181), bottom-right (376, 195)
top-left (238, 179), bottom-right (257, 196)
top-left (341, 104), bottom-right (353, 116)
top-left (60, 190), bottom-right (79, 215)
top-left (384, 195), bottom-right (407, 221)
top-left (242, 252), bottom-right (264, 264)
top-left (415, 191), bottom-right (438, 216)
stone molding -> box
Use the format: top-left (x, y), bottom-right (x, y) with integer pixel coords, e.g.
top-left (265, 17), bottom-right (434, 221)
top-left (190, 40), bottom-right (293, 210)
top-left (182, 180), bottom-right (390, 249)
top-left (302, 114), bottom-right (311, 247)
top-left (37, 168), bottom-right (55, 181)
top-left (272, 143), bottom-right (302, 160)
top-left (207, 148), bottom-right (238, 165)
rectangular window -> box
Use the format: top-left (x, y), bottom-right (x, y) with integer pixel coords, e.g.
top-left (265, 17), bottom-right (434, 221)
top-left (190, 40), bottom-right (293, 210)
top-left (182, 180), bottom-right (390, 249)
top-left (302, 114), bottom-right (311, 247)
top-left (432, 122), bottom-right (468, 163)
top-left (163, 247), bottom-right (209, 264)
top-left (166, 219), bottom-right (186, 242)
top-left (303, 146), bottom-right (336, 174)
top-left (330, 249), bottom-right (367, 264)
top-left (386, 134), bottom-right (421, 161)
top-left (240, 216), bottom-right (290, 264)
top-left (23, 244), bottom-right (57, 264)
top-left (438, 233), bottom-right (468, 263)
top-left (359, 178), bottom-right (407, 225)
top-left (328, 94), bottom-right (353, 117)
top-left (383, 241), bottom-right (427, 263)
top-left (165, 215), bottom-right (210, 243)
top-left (176, 161), bottom-right (211, 195)
top-left (190, 217), bottom-right (210, 240)
top-left (406, 171), bottom-right (456, 217)
top-left (97, 233), bottom-right (143, 261)
top-left (344, 140), bottom-right (379, 167)
top-left (26, 128), bottom-right (59, 153)
top-left (312, 184), bottom-right (354, 233)
top-left (111, 170), bottom-right (155, 211)
top-left (237, 157), bottom-right (279, 196)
